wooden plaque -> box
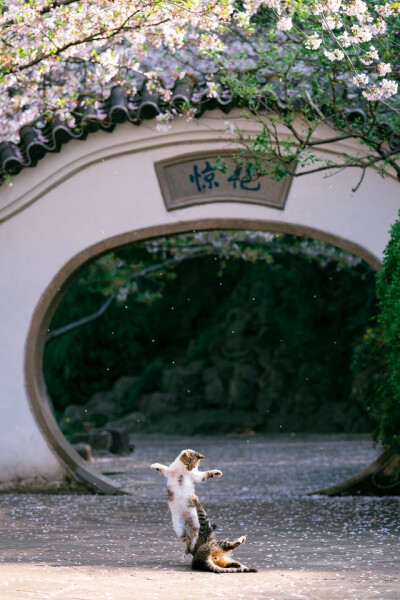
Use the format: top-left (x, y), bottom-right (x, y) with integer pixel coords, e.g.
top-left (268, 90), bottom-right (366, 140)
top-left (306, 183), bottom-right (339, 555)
top-left (155, 153), bottom-right (292, 211)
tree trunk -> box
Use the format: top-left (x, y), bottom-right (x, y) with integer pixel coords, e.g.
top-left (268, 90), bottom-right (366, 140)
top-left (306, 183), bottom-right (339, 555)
top-left (312, 450), bottom-right (400, 496)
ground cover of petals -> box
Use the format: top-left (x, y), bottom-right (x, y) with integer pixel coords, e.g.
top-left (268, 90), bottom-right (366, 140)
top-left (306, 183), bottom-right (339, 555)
top-left (0, 434), bottom-right (399, 599)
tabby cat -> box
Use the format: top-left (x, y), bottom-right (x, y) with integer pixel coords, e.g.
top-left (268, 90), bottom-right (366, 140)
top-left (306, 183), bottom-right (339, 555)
top-left (151, 449), bottom-right (222, 553)
top-left (190, 494), bottom-right (257, 573)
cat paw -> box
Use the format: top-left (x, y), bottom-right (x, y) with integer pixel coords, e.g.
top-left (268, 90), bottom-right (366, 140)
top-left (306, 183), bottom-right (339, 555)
top-left (238, 536), bottom-right (246, 544)
top-left (213, 470), bottom-right (223, 478)
top-left (190, 494), bottom-right (199, 502)
top-left (150, 463), bottom-right (163, 471)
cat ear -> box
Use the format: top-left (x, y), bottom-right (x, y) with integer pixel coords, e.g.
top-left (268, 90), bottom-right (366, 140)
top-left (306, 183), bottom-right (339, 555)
top-left (195, 452), bottom-right (205, 460)
top-left (179, 450), bottom-right (191, 467)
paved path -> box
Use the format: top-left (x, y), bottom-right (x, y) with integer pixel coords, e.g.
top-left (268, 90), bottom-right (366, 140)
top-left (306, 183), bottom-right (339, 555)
top-left (0, 435), bottom-right (399, 599)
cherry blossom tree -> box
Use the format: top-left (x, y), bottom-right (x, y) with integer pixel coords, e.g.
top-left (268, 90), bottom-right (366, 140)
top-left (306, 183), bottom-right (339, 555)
top-left (0, 0), bottom-right (399, 188)
top-left (0, 0), bottom-right (238, 144)
top-left (216, 1), bottom-right (400, 188)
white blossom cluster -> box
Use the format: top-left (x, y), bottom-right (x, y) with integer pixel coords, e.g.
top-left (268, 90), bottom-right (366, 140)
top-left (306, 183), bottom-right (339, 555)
top-left (252, 0), bottom-right (399, 102)
top-left (0, 0), bottom-right (398, 145)
top-left (0, 0), bottom-right (236, 143)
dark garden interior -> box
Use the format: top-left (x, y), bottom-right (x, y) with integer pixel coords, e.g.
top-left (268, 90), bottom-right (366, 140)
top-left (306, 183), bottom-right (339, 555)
top-left (43, 230), bottom-right (379, 442)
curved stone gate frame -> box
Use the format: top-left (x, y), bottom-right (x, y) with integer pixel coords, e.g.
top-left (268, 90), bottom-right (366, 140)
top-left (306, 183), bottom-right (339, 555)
top-left (25, 218), bottom-right (382, 494)
top-left (0, 111), bottom-right (398, 492)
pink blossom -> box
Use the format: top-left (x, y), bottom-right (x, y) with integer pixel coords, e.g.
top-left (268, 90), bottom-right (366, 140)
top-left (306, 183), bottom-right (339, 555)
top-left (377, 63), bottom-right (392, 77)
top-left (276, 16), bottom-right (293, 31)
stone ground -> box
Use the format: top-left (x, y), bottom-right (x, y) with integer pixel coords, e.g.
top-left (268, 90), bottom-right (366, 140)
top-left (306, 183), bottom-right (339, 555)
top-left (0, 434), bottom-right (399, 600)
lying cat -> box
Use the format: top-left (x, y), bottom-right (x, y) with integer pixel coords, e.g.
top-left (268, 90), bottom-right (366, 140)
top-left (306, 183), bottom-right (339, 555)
top-left (151, 449), bottom-right (222, 553)
top-left (191, 494), bottom-right (257, 574)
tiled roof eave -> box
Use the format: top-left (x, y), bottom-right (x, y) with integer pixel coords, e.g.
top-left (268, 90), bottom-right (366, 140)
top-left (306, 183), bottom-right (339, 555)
top-left (0, 80), bottom-right (236, 181)
top-left (1, 78), bottom-right (398, 184)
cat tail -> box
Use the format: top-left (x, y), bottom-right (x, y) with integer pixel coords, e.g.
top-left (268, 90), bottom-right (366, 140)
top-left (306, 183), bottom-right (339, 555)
top-left (234, 565), bottom-right (258, 573)
top-left (189, 495), bottom-right (214, 556)
top-left (191, 495), bottom-right (213, 537)
top-left (194, 558), bottom-right (257, 574)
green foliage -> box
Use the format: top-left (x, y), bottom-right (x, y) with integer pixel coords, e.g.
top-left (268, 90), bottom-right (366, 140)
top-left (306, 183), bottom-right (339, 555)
top-left (351, 324), bottom-right (395, 448)
top-left (352, 212), bottom-right (400, 452)
top-left (374, 213), bottom-right (400, 450)
top-left (43, 233), bottom-right (377, 435)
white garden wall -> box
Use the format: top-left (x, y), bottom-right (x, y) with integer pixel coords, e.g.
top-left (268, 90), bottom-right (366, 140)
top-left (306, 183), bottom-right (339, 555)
top-left (0, 111), bottom-right (398, 492)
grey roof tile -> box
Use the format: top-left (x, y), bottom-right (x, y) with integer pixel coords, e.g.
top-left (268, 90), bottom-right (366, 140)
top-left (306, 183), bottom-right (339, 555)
top-left (0, 79), bottom-right (235, 182)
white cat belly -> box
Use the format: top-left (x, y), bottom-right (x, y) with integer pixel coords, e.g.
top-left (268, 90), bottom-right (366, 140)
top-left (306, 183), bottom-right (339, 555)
top-left (167, 473), bottom-right (199, 542)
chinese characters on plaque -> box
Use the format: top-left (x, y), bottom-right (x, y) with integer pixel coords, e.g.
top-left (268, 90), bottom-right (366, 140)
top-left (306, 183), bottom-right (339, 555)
top-left (155, 154), bottom-right (292, 211)
top-left (189, 161), bottom-right (261, 193)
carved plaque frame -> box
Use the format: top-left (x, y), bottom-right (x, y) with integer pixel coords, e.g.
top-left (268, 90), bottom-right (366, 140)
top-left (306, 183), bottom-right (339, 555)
top-left (155, 152), bottom-right (293, 211)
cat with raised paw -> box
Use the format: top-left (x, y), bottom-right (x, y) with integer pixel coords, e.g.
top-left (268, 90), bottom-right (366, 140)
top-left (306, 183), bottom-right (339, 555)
top-left (151, 449), bottom-right (222, 554)
top-left (190, 494), bottom-right (257, 574)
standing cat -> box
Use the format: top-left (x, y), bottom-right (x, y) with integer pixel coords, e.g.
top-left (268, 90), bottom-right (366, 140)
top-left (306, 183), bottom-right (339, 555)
top-left (151, 449), bottom-right (222, 553)
top-left (190, 494), bottom-right (257, 573)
